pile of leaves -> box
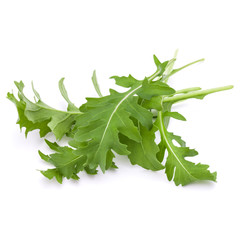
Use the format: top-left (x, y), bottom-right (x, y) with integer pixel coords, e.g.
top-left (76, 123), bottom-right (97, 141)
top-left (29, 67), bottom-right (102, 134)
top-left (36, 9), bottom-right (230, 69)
top-left (7, 53), bottom-right (233, 186)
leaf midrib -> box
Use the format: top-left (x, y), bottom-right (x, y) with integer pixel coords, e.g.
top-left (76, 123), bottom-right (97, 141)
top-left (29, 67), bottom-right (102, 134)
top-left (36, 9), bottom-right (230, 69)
top-left (98, 85), bottom-right (142, 152)
top-left (54, 154), bottom-right (83, 168)
top-left (20, 92), bottom-right (82, 115)
top-left (159, 112), bottom-right (196, 180)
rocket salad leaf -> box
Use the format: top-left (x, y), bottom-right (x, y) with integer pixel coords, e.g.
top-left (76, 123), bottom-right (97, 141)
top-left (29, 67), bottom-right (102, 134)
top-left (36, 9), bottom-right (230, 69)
top-left (8, 53), bottom-right (233, 186)
top-left (155, 112), bottom-right (217, 186)
top-left (7, 80), bottom-right (81, 139)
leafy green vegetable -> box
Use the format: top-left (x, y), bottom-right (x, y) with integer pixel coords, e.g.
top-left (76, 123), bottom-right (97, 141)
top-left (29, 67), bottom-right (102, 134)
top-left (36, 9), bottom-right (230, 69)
top-left (70, 78), bottom-right (175, 173)
top-left (155, 112), bottom-right (217, 186)
top-left (91, 70), bottom-right (103, 97)
top-left (39, 139), bottom-right (86, 180)
top-left (7, 52), bottom-right (233, 186)
top-left (120, 125), bottom-right (164, 171)
top-left (7, 80), bottom-right (81, 139)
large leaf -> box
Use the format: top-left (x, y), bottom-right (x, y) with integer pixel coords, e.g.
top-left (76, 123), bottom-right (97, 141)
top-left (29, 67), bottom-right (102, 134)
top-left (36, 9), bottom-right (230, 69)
top-left (155, 112), bottom-right (217, 186)
top-left (7, 80), bottom-right (81, 139)
top-left (71, 78), bottom-right (175, 173)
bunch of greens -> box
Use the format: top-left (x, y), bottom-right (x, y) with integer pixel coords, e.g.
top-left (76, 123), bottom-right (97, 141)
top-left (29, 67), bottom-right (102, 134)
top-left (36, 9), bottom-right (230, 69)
top-left (7, 53), bottom-right (233, 186)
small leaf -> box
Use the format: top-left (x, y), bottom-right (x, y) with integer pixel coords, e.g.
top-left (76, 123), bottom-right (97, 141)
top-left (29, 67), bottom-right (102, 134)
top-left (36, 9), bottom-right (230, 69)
top-left (138, 79), bottom-right (175, 100)
top-left (163, 111), bottom-right (186, 121)
top-left (58, 78), bottom-right (79, 111)
top-left (152, 55), bottom-right (171, 77)
top-left (153, 55), bottom-right (161, 70)
top-left (39, 140), bottom-right (87, 180)
top-left (142, 95), bottom-right (163, 111)
top-left (163, 49), bottom-right (178, 76)
top-left (7, 92), bottom-right (51, 137)
top-left (8, 81), bottom-right (82, 140)
top-left (110, 74), bottom-right (139, 88)
top-left (31, 82), bottom-right (41, 101)
top-left (156, 112), bottom-right (217, 186)
top-left (40, 169), bottom-right (63, 184)
top-left (164, 58), bottom-right (205, 81)
top-left (120, 125), bottom-right (164, 171)
top-left (91, 70), bottom-right (103, 97)
top-left (38, 150), bottom-right (50, 162)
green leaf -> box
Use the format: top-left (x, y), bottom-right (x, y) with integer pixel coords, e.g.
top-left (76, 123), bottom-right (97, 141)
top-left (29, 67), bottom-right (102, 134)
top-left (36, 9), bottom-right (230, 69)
top-left (162, 58), bottom-right (205, 82)
top-left (163, 111), bottom-right (186, 121)
top-left (84, 166), bottom-right (98, 175)
top-left (153, 57), bottom-right (169, 77)
top-left (120, 125), bottom-right (164, 171)
top-left (39, 140), bottom-right (87, 180)
top-left (40, 169), bottom-right (63, 184)
top-left (7, 80), bottom-right (82, 140)
top-left (163, 49), bottom-right (178, 77)
top-left (39, 139), bottom-right (118, 181)
top-left (153, 55), bottom-right (162, 69)
top-left (72, 80), bottom-right (174, 173)
top-left (142, 96), bottom-right (163, 111)
top-left (58, 78), bottom-right (79, 111)
top-left (153, 55), bottom-right (170, 76)
top-left (138, 79), bottom-right (175, 99)
top-left (31, 81), bottom-right (41, 101)
top-left (38, 150), bottom-right (50, 162)
top-left (170, 58), bottom-right (205, 76)
top-left (8, 53), bottom-right (233, 186)
top-left (156, 112), bottom-right (217, 186)
top-left (110, 74), bottom-right (139, 88)
top-left (156, 141), bottom-right (166, 163)
top-left (91, 70), bottom-right (103, 97)
top-left (7, 91), bottom-right (51, 137)
top-left (154, 101), bottom-right (173, 164)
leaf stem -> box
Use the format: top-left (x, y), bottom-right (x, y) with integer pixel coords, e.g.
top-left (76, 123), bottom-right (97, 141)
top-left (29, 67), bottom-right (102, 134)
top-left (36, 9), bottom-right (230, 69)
top-left (172, 58), bottom-right (205, 73)
top-left (162, 58), bottom-right (205, 83)
top-left (158, 111), bottom-right (194, 178)
top-left (163, 85), bottom-right (233, 103)
top-left (148, 70), bottom-right (160, 82)
top-left (175, 87), bottom-right (202, 94)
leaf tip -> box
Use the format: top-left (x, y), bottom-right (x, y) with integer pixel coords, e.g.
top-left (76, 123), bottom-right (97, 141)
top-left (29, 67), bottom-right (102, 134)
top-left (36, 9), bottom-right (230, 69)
top-left (212, 171), bottom-right (217, 182)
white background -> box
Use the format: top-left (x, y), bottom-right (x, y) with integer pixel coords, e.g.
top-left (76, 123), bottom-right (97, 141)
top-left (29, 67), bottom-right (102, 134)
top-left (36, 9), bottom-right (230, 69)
top-left (0, 0), bottom-right (239, 239)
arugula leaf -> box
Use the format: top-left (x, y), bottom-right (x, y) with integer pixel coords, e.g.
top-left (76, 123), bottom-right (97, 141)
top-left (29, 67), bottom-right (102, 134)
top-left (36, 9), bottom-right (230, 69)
top-left (7, 80), bottom-right (81, 139)
top-left (58, 78), bottom-right (79, 111)
top-left (155, 111), bottom-right (217, 186)
top-left (7, 90), bottom-right (51, 137)
top-left (163, 85), bottom-right (234, 104)
top-left (72, 78), bottom-right (175, 173)
top-left (112, 56), bottom-right (172, 86)
top-left (120, 124), bottom-right (164, 171)
top-left (39, 139), bottom-right (87, 179)
top-left (91, 70), bottom-right (103, 97)
top-left (153, 55), bottom-right (169, 76)
top-left (38, 139), bottom-right (103, 182)
top-left (40, 168), bottom-right (64, 184)
top-left (7, 52), bottom-right (233, 186)
top-left (162, 58), bottom-right (205, 83)
top-left (110, 74), bottom-right (138, 88)
top-left (163, 111), bottom-right (186, 121)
